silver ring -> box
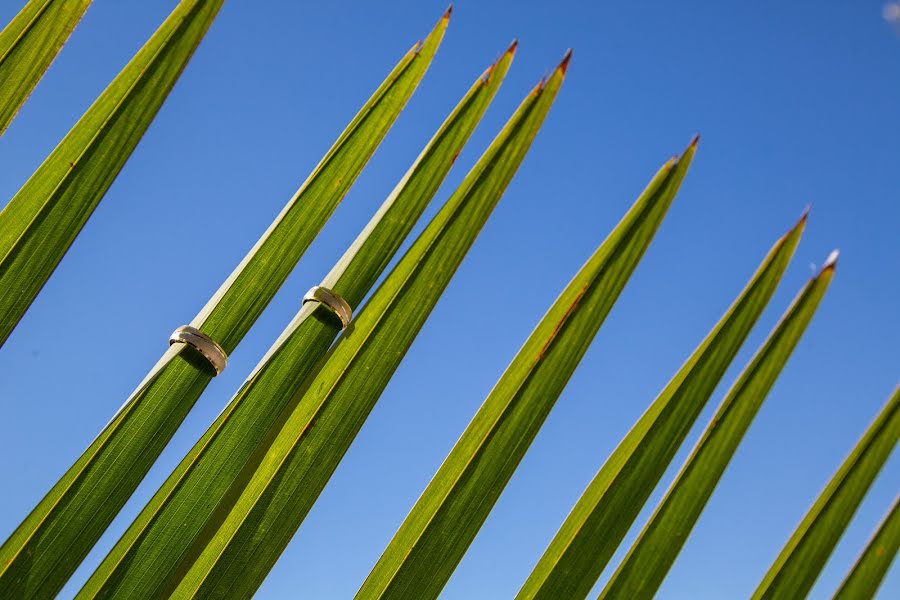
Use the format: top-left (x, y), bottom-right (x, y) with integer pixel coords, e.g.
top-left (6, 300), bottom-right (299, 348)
top-left (302, 286), bottom-right (352, 329)
top-left (169, 325), bottom-right (228, 375)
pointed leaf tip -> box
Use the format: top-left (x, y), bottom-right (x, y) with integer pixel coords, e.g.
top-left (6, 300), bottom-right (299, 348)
top-left (161, 57), bottom-right (570, 597)
top-left (689, 133), bottom-right (701, 147)
top-left (822, 249), bottom-right (839, 270)
top-left (559, 49), bottom-right (573, 73)
top-left (598, 241), bottom-right (837, 599)
top-left (357, 138), bottom-right (693, 600)
top-left (514, 181), bottom-right (798, 600)
top-left (482, 41), bottom-right (517, 83)
top-left (533, 49), bottom-right (572, 92)
top-left (73, 38), bottom-right (510, 599)
top-left (414, 7), bottom-right (451, 54)
top-left (794, 208), bottom-right (809, 229)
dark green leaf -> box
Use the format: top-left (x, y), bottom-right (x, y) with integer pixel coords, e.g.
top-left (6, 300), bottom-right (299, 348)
top-left (0, 0), bottom-right (91, 135)
top-left (600, 254), bottom-right (836, 599)
top-left (356, 138), bottom-right (697, 600)
top-left (168, 52), bottom-right (569, 599)
top-left (517, 215), bottom-right (806, 600)
top-left (833, 493), bottom-right (900, 600)
top-left (0, 0), bottom-right (222, 347)
top-left (0, 12), bottom-right (446, 597)
top-left (753, 385), bottom-right (900, 599)
top-left (79, 40), bottom-right (513, 600)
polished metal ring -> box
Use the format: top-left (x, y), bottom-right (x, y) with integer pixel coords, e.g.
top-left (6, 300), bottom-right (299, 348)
top-left (169, 325), bottom-right (228, 375)
top-left (302, 286), bottom-right (352, 329)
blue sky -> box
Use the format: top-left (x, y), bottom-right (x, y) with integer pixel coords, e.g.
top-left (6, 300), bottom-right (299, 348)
top-left (1, 1), bottom-right (898, 598)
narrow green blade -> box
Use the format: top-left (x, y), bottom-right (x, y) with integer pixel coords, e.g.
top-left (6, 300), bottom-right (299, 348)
top-left (170, 53), bottom-right (569, 599)
top-left (600, 253), bottom-right (837, 599)
top-left (0, 0), bottom-right (91, 135)
top-left (79, 43), bottom-right (515, 600)
top-left (0, 0), bottom-right (221, 348)
top-left (0, 13), bottom-right (447, 598)
top-left (356, 139), bottom-right (697, 600)
top-left (517, 215), bottom-right (806, 600)
top-left (753, 385), bottom-right (900, 599)
top-left (188, 10), bottom-right (447, 352)
top-left (833, 494), bottom-right (900, 600)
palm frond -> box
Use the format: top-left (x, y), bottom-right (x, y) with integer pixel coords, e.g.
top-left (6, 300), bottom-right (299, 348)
top-left (517, 215), bottom-right (806, 600)
top-left (0, 0), bottom-right (91, 135)
top-left (753, 384), bottom-right (900, 599)
top-left (166, 52), bottom-right (569, 599)
top-left (79, 41), bottom-right (513, 600)
top-left (600, 254), bottom-right (836, 599)
top-left (356, 139), bottom-right (697, 600)
top-left (0, 12), bottom-right (446, 597)
top-left (0, 0), bottom-right (222, 348)
top-left (832, 494), bottom-right (900, 600)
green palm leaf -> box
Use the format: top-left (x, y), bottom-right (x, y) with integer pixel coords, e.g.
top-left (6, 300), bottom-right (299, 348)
top-left (356, 139), bottom-right (697, 600)
top-left (168, 51), bottom-right (569, 599)
top-left (0, 0), bottom-right (91, 135)
top-left (753, 385), bottom-right (900, 599)
top-left (833, 494), bottom-right (900, 599)
top-left (517, 214), bottom-right (806, 600)
top-left (0, 0), bottom-right (222, 347)
top-left (600, 253), bottom-right (837, 599)
top-left (0, 12), bottom-right (447, 598)
top-left (79, 41), bottom-right (514, 600)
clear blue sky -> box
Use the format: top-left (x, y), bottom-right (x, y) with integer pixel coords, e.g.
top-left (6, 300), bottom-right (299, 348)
top-left (0, 1), bottom-right (897, 598)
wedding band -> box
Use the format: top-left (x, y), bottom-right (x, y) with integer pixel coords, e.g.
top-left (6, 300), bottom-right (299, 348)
top-left (302, 286), bottom-right (352, 329)
top-left (169, 325), bottom-right (228, 375)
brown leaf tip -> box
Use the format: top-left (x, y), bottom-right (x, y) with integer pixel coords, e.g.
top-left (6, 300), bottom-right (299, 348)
top-left (689, 133), bottom-right (700, 147)
top-left (558, 48), bottom-right (573, 73)
top-left (482, 41), bottom-right (517, 83)
top-left (443, 5), bottom-right (453, 20)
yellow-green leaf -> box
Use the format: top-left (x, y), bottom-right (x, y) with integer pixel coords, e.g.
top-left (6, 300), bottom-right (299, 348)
top-left (356, 138), bottom-right (697, 600)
